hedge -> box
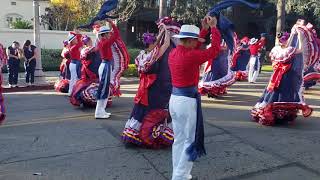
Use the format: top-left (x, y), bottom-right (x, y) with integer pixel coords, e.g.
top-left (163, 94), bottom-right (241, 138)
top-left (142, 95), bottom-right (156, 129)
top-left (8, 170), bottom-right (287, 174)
top-left (122, 64), bottom-right (138, 77)
top-left (41, 49), bottom-right (62, 71)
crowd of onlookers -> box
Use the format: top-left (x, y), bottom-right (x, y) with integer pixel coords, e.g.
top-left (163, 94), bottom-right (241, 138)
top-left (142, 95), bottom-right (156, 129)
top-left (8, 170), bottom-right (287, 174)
top-left (0, 40), bottom-right (38, 87)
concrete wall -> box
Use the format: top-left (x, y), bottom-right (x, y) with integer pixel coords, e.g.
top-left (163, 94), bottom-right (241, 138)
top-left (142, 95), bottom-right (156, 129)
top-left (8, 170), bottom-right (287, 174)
top-left (0, 28), bottom-right (95, 49)
top-left (1, 0), bottom-right (49, 29)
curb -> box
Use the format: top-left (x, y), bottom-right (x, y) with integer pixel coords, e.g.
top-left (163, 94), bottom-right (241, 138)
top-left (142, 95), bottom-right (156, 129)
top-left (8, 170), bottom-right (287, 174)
top-left (2, 78), bottom-right (139, 93)
top-left (3, 84), bottom-right (54, 93)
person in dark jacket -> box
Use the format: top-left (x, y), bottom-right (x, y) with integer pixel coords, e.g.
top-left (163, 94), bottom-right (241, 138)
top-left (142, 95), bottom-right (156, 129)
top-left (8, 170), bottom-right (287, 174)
top-left (6, 41), bottom-right (20, 88)
top-left (23, 40), bottom-right (37, 85)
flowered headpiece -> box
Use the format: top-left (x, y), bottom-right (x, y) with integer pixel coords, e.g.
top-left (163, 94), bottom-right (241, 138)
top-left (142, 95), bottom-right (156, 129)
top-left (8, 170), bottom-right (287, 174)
top-left (82, 35), bottom-right (91, 45)
top-left (142, 33), bottom-right (156, 46)
top-left (277, 32), bottom-right (290, 44)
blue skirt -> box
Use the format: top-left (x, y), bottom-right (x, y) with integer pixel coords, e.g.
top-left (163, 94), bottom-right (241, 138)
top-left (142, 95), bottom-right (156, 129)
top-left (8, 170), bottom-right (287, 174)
top-left (231, 50), bottom-right (250, 71)
top-left (258, 54), bottom-right (304, 104)
top-left (203, 50), bottom-right (229, 82)
top-left (130, 44), bottom-right (173, 123)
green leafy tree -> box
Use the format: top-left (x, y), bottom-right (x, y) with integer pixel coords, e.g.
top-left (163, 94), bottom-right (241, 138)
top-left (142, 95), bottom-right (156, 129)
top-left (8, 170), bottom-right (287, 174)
top-left (11, 19), bottom-right (33, 29)
top-left (171, 0), bottom-right (219, 24)
top-left (286, 0), bottom-right (320, 27)
top-left (42, 0), bottom-right (103, 31)
top-left (117, 0), bottom-right (144, 22)
top-left (41, 4), bottom-right (74, 30)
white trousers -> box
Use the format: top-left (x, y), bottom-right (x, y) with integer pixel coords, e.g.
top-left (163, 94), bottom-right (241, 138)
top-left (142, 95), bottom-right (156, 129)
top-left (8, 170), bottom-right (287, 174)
top-left (248, 56), bottom-right (260, 83)
top-left (68, 62), bottom-right (80, 95)
top-left (169, 95), bottom-right (197, 180)
top-left (95, 62), bottom-right (110, 114)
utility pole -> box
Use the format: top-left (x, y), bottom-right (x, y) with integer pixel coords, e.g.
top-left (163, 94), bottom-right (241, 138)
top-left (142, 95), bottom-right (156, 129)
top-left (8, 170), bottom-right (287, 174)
top-left (33, 0), bottom-right (44, 77)
top-left (159, 0), bottom-right (167, 18)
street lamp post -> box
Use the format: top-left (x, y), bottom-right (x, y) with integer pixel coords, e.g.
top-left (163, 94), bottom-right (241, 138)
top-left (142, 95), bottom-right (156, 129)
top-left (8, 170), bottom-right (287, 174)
top-left (33, 0), bottom-right (44, 77)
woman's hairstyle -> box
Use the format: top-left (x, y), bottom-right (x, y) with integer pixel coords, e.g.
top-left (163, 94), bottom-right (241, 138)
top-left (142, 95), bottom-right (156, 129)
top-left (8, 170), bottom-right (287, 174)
top-left (12, 41), bottom-right (19, 46)
top-left (23, 40), bottom-right (31, 48)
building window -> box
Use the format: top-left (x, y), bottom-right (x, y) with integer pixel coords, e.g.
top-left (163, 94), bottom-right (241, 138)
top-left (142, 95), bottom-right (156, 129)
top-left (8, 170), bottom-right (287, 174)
top-left (11, 2), bottom-right (17, 5)
top-left (6, 17), bottom-right (13, 25)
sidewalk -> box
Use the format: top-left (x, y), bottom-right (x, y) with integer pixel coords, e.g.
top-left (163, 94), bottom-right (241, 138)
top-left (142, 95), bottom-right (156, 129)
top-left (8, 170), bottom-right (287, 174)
top-left (2, 71), bottom-right (138, 92)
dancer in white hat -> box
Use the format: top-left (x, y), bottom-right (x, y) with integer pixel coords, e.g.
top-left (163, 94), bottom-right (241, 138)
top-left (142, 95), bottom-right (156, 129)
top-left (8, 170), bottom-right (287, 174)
top-left (248, 37), bottom-right (264, 83)
top-left (67, 31), bottom-right (83, 95)
top-left (168, 16), bottom-right (221, 180)
top-left (95, 19), bottom-right (120, 119)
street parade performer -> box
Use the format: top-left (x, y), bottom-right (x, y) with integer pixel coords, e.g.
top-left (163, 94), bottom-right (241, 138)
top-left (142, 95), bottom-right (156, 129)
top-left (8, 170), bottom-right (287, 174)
top-left (231, 36), bottom-right (251, 81)
top-left (251, 19), bottom-right (316, 126)
top-left (169, 16), bottom-right (221, 180)
top-left (0, 43), bottom-right (6, 125)
top-left (122, 17), bottom-right (180, 148)
top-left (69, 35), bottom-right (100, 107)
top-left (95, 19), bottom-right (119, 119)
top-left (67, 31), bottom-right (83, 96)
top-left (248, 37), bottom-right (264, 83)
top-left (198, 1), bottom-right (259, 97)
top-left (304, 61), bottom-right (320, 89)
top-left (75, 0), bottom-right (128, 115)
top-left (303, 28), bottom-right (320, 89)
top-left (168, 1), bottom-right (260, 178)
top-left (55, 40), bottom-right (71, 93)
top-left (198, 38), bottom-right (236, 97)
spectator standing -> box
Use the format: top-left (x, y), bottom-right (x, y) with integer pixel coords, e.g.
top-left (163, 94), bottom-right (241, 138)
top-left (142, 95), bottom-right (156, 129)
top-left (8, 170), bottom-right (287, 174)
top-left (6, 41), bottom-right (20, 88)
top-left (23, 40), bottom-right (37, 86)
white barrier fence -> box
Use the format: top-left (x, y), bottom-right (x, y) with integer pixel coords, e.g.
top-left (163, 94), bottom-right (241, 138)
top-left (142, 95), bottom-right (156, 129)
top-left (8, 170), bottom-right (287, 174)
top-left (0, 28), bottom-right (95, 49)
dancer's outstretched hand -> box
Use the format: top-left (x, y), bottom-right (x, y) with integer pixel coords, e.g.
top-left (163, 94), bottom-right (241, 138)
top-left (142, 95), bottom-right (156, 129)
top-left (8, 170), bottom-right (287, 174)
top-left (202, 17), bottom-right (210, 30)
top-left (106, 19), bottom-right (114, 26)
top-left (207, 16), bottom-right (217, 28)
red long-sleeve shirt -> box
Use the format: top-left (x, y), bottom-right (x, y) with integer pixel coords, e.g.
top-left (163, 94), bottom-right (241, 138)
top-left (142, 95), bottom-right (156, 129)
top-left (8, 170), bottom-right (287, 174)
top-left (69, 34), bottom-right (83, 60)
top-left (249, 39), bottom-right (265, 56)
top-left (169, 27), bottom-right (221, 88)
top-left (97, 23), bottom-right (119, 60)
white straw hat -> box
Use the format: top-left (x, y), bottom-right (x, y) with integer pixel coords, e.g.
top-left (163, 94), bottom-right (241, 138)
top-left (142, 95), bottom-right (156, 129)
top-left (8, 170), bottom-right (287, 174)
top-left (173, 25), bottom-right (205, 42)
top-left (67, 32), bottom-right (77, 43)
top-left (249, 38), bottom-right (258, 45)
top-left (98, 26), bottom-right (111, 35)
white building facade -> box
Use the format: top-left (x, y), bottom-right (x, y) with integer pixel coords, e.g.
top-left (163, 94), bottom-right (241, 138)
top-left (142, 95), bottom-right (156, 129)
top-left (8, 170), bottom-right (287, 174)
top-left (0, 0), bottom-right (49, 29)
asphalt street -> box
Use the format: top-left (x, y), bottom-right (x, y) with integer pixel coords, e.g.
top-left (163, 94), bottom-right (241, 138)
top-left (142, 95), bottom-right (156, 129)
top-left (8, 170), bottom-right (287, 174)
top-left (0, 72), bottom-right (319, 180)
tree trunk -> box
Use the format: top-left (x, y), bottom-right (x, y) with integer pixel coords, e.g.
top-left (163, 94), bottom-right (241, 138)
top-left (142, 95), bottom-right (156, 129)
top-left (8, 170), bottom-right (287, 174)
top-left (276, 0), bottom-right (285, 45)
top-left (65, 16), bottom-right (69, 31)
top-left (170, 0), bottom-right (176, 9)
top-left (159, 0), bottom-right (167, 18)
